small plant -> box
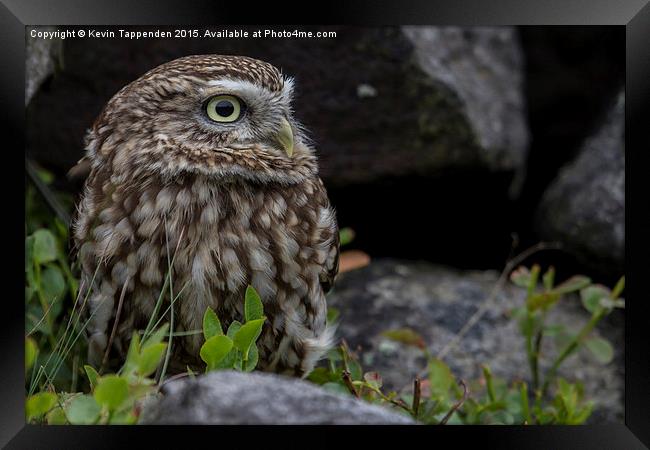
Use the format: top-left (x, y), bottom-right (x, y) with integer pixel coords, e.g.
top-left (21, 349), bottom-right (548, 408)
top-left (26, 324), bottom-right (169, 424)
top-left (308, 340), bottom-right (466, 424)
top-left (199, 285), bottom-right (266, 372)
top-left (506, 265), bottom-right (624, 423)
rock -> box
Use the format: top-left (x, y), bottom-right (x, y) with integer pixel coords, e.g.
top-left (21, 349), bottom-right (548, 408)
top-left (26, 26), bottom-right (528, 190)
top-left (326, 259), bottom-right (624, 423)
top-left (139, 370), bottom-right (415, 425)
top-left (535, 92), bottom-right (624, 273)
top-left (402, 27), bottom-right (528, 177)
top-left (25, 27), bottom-right (62, 106)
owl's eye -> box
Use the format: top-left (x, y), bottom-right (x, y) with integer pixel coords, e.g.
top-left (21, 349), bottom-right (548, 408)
top-left (205, 95), bottom-right (245, 123)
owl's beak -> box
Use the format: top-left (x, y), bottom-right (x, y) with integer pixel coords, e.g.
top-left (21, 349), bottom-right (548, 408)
top-left (275, 117), bottom-right (294, 157)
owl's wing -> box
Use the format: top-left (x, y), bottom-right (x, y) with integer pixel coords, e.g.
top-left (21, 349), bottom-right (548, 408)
top-left (315, 179), bottom-right (340, 295)
top-left (67, 155), bottom-right (92, 182)
top-left (319, 224), bottom-right (339, 294)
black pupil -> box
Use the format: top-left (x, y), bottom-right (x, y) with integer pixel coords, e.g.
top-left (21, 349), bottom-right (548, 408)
top-left (215, 100), bottom-right (235, 117)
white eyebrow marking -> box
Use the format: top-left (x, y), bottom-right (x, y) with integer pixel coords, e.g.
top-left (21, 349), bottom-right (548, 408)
top-left (205, 78), bottom-right (293, 105)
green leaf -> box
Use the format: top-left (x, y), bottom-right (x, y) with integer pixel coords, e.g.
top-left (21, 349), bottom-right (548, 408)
top-left (40, 265), bottom-right (66, 317)
top-left (138, 343), bottom-right (167, 376)
top-left (584, 337), bottom-right (614, 364)
top-left (526, 292), bottom-right (561, 311)
top-left (346, 357), bottom-right (363, 381)
top-left (108, 410), bottom-right (138, 425)
top-left (226, 321), bottom-right (242, 339)
top-left (25, 337), bottom-right (38, 371)
top-left (26, 392), bottom-right (58, 421)
top-left (122, 332), bottom-right (141, 375)
top-left (554, 276), bottom-right (592, 295)
top-left (527, 265), bottom-right (541, 295)
top-left (556, 378), bottom-right (578, 418)
top-left (142, 323), bottom-right (169, 350)
top-left (32, 229), bottom-right (59, 265)
top-left (580, 286), bottom-right (610, 313)
top-left (243, 345), bottom-right (259, 372)
top-left (307, 367), bottom-right (333, 385)
top-left (245, 285), bottom-right (264, 322)
top-left (428, 358), bottom-right (454, 401)
top-left (94, 375), bottom-right (129, 411)
top-left (66, 395), bottom-right (101, 425)
top-left (84, 365), bottom-right (99, 390)
top-left (510, 266), bottom-right (531, 288)
top-left (542, 266), bottom-right (555, 290)
top-left (327, 307), bottom-right (340, 324)
top-left (202, 307), bottom-right (223, 340)
top-left (339, 227), bottom-right (356, 246)
top-left (215, 348), bottom-right (239, 370)
top-left (200, 335), bottom-right (234, 370)
top-left (46, 406), bottom-right (68, 425)
top-left (233, 318), bottom-right (265, 360)
top-left (381, 328), bottom-right (426, 349)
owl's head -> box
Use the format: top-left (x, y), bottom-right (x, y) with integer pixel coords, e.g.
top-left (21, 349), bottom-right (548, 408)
top-left (86, 55), bottom-right (317, 185)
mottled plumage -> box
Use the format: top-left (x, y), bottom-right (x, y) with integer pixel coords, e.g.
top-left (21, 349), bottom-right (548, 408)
top-left (72, 55), bottom-right (339, 377)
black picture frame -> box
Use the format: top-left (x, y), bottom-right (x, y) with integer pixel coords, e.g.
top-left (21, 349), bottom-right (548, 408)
top-left (2, 0), bottom-right (648, 448)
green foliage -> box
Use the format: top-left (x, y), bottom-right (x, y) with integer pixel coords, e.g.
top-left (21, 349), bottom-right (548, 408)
top-left (308, 341), bottom-right (465, 424)
top-left (25, 169), bottom-right (82, 398)
top-left (199, 285), bottom-right (266, 373)
top-left (202, 307), bottom-right (223, 339)
top-left (309, 267), bottom-right (623, 425)
top-left (66, 395), bottom-right (101, 425)
top-left (26, 323), bottom-right (169, 424)
top-left (26, 392), bottom-right (58, 422)
top-left (200, 335), bottom-right (234, 370)
top-left (338, 227), bottom-right (356, 247)
top-left (509, 265), bottom-right (624, 412)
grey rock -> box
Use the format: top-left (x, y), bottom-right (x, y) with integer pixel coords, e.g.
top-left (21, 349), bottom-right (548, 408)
top-left (140, 370), bottom-right (415, 425)
top-left (25, 27), bottom-right (62, 106)
top-left (27, 26), bottom-right (528, 191)
top-left (402, 27), bottom-right (529, 176)
top-left (536, 92), bottom-right (625, 272)
top-left (327, 259), bottom-right (624, 423)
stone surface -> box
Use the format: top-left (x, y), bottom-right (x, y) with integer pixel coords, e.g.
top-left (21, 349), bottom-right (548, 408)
top-left (326, 259), bottom-right (624, 423)
top-left (139, 370), bottom-right (415, 425)
top-left (26, 26), bottom-right (528, 189)
top-left (402, 27), bottom-right (528, 176)
top-left (536, 92), bottom-right (625, 272)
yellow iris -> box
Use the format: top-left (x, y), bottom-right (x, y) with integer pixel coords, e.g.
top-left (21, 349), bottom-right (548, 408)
top-left (206, 95), bottom-right (242, 123)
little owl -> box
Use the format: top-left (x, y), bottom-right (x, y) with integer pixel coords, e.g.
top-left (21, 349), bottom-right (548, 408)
top-left (71, 55), bottom-right (339, 377)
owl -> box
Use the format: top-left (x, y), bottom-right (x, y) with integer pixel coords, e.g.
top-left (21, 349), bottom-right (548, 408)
top-left (71, 55), bottom-right (339, 378)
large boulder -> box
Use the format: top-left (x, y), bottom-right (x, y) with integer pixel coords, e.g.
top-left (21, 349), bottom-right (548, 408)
top-left (326, 259), bottom-right (624, 423)
top-left (535, 92), bottom-right (625, 273)
top-left (26, 26), bottom-right (527, 189)
top-left (139, 370), bottom-right (415, 425)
